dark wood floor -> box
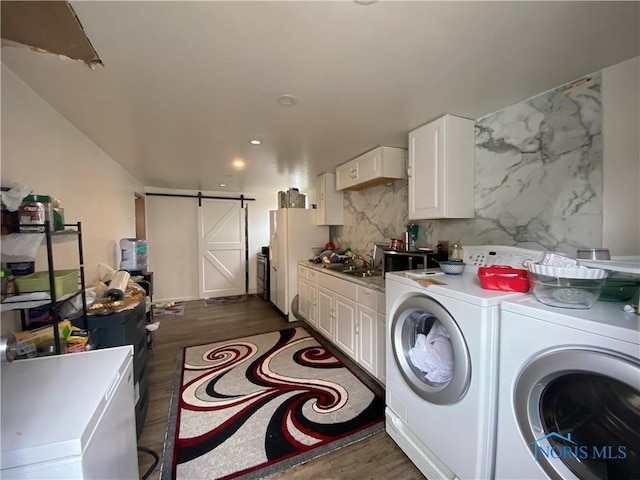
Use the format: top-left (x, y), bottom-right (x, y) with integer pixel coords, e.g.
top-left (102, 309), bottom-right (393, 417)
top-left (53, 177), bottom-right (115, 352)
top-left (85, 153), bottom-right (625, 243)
top-left (136, 297), bottom-right (425, 480)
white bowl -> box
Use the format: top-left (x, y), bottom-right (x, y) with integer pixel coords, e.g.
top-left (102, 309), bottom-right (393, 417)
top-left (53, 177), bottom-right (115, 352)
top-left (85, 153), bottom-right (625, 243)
top-left (439, 261), bottom-right (466, 275)
top-left (527, 263), bottom-right (607, 279)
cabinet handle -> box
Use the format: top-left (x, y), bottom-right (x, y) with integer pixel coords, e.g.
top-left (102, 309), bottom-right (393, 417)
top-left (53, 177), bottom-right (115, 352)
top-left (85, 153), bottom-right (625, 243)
top-left (355, 322), bottom-right (360, 334)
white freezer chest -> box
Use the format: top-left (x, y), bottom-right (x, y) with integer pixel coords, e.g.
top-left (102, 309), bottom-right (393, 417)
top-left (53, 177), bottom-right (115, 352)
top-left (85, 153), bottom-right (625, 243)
top-left (1, 345), bottom-right (138, 479)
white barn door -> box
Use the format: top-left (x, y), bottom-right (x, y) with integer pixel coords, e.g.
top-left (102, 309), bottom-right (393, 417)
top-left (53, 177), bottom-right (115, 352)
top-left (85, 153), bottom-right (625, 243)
top-left (198, 199), bottom-right (246, 299)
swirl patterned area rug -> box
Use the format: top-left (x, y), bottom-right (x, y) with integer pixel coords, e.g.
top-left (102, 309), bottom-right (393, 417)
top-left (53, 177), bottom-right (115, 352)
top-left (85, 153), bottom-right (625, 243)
top-left (161, 327), bottom-right (385, 480)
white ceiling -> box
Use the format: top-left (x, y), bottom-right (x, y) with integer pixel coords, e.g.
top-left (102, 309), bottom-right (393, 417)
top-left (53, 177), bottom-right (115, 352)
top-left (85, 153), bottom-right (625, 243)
top-left (2, 1), bottom-right (638, 195)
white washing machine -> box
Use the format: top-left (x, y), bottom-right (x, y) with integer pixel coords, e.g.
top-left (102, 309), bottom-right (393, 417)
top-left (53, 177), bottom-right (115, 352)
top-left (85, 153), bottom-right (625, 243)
top-left (385, 245), bottom-right (544, 480)
top-left (495, 297), bottom-right (640, 479)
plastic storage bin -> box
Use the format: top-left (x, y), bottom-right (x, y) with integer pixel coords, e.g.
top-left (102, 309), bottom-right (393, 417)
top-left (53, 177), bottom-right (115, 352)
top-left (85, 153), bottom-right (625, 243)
top-left (15, 269), bottom-right (79, 296)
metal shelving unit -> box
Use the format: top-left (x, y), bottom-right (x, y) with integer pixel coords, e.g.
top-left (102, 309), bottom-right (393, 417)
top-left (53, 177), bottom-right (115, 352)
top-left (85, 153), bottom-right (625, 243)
top-left (1, 221), bottom-right (88, 355)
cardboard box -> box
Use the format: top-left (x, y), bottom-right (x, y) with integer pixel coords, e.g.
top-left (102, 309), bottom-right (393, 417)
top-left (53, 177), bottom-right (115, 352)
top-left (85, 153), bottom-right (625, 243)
top-left (279, 188), bottom-right (306, 208)
top-left (14, 320), bottom-right (72, 358)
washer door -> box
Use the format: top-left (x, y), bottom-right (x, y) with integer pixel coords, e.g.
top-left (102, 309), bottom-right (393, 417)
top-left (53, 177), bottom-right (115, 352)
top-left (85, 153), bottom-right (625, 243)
top-left (514, 347), bottom-right (640, 480)
top-left (390, 295), bottom-right (471, 405)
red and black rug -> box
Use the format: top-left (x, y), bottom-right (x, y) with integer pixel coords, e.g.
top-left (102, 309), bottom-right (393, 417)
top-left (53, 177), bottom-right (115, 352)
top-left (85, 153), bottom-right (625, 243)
top-left (161, 327), bottom-right (384, 480)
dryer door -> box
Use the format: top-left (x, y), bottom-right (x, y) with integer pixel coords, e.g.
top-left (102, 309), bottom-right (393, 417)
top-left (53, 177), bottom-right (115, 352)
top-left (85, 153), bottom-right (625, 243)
top-left (514, 348), bottom-right (640, 480)
top-left (390, 295), bottom-right (471, 405)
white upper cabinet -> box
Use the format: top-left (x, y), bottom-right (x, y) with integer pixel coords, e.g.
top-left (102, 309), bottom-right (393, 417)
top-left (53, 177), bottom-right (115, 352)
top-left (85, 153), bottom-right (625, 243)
top-left (336, 146), bottom-right (406, 191)
top-left (408, 114), bottom-right (476, 219)
top-left (316, 173), bottom-right (343, 225)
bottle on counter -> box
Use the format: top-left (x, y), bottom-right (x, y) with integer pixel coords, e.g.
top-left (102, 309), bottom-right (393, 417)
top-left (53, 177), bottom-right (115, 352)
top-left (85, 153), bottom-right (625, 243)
top-left (449, 244), bottom-right (464, 262)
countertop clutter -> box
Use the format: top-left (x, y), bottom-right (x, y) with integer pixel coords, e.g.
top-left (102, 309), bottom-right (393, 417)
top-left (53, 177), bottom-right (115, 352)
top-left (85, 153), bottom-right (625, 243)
top-left (300, 260), bottom-right (385, 292)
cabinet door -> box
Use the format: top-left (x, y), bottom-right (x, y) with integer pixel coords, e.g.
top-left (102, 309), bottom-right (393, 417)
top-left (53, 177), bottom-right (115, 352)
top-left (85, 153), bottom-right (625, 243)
top-left (377, 312), bottom-right (386, 385)
top-left (307, 281), bottom-right (318, 327)
top-left (298, 278), bottom-right (308, 320)
top-left (355, 148), bottom-right (379, 184)
top-left (316, 175), bottom-right (327, 225)
top-left (316, 173), bottom-right (343, 225)
top-left (334, 294), bottom-right (357, 360)
top-left (409, 117), bottom-right (443, 219)
top-left (336, 160), bottom-right (358, 191)
top-left (409, 114), bottom-right (475, 219)
top-left (316, 287), bottom-right (334, 339)
top-left (357, 304), bottom-right (377, 377)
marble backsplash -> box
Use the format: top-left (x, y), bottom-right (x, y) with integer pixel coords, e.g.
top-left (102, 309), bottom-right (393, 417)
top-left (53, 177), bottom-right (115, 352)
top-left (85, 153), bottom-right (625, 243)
top-left (332, 73), bottom-right (603, 257)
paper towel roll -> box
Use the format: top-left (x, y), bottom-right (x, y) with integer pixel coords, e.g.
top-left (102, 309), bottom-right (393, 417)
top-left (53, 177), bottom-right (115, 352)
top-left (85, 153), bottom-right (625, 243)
top-left (106, 270), bottom-right (130, 301)
top-left (0, 334), bottom-right (17, 362)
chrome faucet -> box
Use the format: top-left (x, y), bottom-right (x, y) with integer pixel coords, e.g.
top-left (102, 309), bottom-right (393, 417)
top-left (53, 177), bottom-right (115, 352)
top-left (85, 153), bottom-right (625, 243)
top-left (347, 252), bottom-right (372, 269)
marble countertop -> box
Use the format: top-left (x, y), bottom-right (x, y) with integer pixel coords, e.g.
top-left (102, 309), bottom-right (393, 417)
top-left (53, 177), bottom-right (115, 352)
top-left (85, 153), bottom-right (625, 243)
top-left (299, 261), bottom-right (385, 293)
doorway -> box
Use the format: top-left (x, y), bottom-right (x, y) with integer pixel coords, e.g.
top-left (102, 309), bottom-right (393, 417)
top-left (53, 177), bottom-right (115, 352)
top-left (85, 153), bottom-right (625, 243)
top-left (135, 193), bottom-right (146, 239)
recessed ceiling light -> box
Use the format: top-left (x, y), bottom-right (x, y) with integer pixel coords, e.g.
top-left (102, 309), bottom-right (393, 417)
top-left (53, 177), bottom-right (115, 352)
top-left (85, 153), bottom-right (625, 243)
top-left (232, 159), bottom-right (245, 169)
top-left (354, 0), bottom-right (377, 4)
top-left (249, 139), bottom-right (262, 145)
top-left (276, 94), bottom-right (297, 107)
top-left (219, 183), bottom-right (226, 187)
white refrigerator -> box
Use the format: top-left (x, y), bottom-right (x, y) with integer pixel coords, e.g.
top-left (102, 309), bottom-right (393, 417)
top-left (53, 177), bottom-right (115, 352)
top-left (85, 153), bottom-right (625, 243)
top-left (269, 208), bottom-right (328, 319)
top-left (1, 346), bottom-right (138, 479)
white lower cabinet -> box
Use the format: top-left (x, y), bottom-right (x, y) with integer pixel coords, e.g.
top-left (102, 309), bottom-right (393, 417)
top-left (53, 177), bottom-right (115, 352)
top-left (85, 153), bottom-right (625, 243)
top-left (356, 304), bottom-right (377, 376)
top-left (298, 277), bottom-right (309, 320)
top-left (297, 265), bottom-right (309, 320)
top-left (298, 267), bottom-right (318, 326)
top-left (307, 281), bottom-right (318, 327)
top-left (317, 286), bottom-right (334, 339)
top-left (299, 267), bottom-right (386, 384)
top-left (334, 294), bottom-right (357, 360)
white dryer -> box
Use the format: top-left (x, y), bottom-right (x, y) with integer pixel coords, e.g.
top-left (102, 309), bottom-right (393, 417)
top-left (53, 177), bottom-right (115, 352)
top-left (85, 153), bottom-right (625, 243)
top-left (385, 246), bottom-right (543, 480)
top-left (495, 297), bottom-right (640, 479)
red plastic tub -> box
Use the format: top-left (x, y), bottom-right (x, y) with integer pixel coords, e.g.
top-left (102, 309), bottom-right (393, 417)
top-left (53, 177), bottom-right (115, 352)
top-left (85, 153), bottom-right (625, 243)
top-left (477, 265), bottom-right (530, 292)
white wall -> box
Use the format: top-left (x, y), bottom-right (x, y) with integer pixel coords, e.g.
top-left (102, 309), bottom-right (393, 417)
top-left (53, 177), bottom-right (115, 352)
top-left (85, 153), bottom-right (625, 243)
top-left (602, 56), bottom-right (640, 255)
top-left (1, 65), bottom-right (145, 277)
top-left (2, 63), bottom-right (282, 305)
top-left (1, 65), bottom-right (144, 332)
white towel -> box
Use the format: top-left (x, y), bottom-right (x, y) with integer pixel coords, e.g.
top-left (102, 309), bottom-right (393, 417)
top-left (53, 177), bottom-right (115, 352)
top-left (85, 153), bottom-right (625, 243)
top-left (408, 321), bottom-right (454, 384)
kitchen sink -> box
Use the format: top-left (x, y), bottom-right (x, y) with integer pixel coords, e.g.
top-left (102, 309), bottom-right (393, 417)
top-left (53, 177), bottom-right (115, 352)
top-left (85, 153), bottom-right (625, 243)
top-left (342, 268), bottom-right (382, 278)
top-left (321, 264), bottom-right (361, 272)
top-left (320, 263), bottom-right (382, 278)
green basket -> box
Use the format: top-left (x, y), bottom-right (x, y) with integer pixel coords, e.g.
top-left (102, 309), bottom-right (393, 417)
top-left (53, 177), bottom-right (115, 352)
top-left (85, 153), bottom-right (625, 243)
top-left (15, 269), bottom-right (80, 296)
